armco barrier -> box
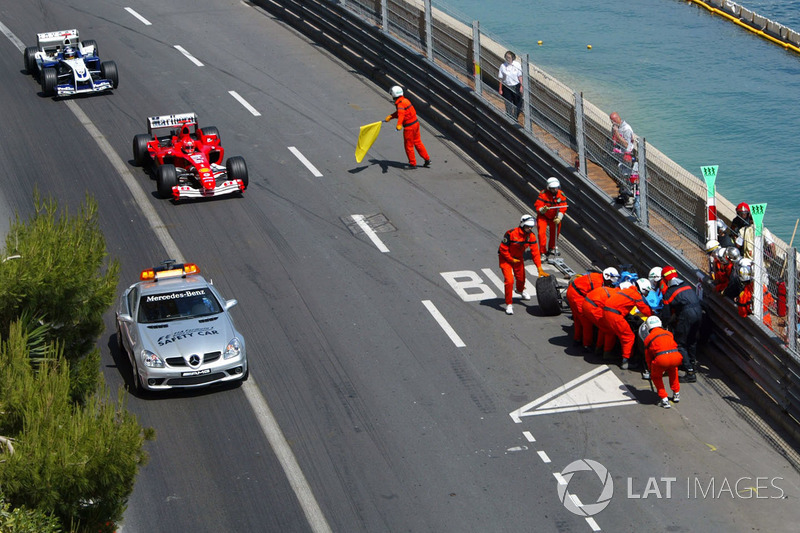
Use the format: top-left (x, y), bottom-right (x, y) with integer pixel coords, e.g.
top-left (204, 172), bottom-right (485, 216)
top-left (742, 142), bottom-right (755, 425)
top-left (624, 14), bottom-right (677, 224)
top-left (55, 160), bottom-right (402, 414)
top-left (255, 0), bottom-right (800, 454)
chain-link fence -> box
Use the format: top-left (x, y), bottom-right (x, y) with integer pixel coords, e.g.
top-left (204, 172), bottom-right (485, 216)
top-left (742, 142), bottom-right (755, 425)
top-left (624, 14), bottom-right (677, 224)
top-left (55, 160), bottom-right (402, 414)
top-left (342, 0), bottom-right (799, 357)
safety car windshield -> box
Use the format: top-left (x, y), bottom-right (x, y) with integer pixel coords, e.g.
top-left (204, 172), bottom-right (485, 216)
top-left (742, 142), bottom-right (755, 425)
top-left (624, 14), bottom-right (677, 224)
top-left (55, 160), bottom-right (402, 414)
top-left (137, 287), bottom-right (222, 323)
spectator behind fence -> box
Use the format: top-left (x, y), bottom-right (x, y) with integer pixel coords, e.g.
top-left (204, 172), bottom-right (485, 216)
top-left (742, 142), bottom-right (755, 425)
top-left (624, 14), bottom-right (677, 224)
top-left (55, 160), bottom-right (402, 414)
top-left (610, 112), bottom-right (635, 163)
top-left (498, 51), bottom-right (523, 120)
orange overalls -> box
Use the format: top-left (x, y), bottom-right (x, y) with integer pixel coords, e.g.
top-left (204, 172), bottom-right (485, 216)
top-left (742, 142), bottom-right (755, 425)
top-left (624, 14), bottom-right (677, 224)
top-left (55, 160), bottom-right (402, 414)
top-left (643, 327), bottom-right (682, 399)
top-left (712, 257), bottom-right (732, 293)
top-left (602, 286), bottom-right (653, 361)
top-left (582, 286), bottom-right (616, 353)
top-left (388, 96), bottom-right (430, 166)
top-left (566, 272), bottom-right (605, 346)
top-left (736, 282), bottom-right (774, 328)
top-left (498, 227), bottom-right (542, 305)
top-left (534, 189), bottom-right (568, 254)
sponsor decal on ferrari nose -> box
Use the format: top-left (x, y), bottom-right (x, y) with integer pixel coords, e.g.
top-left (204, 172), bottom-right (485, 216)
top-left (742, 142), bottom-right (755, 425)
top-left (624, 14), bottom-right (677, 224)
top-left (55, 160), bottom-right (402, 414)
top-left (158, 327), bottom-right (219, 346)
top-left (146, 290), bottom-right (206, 302)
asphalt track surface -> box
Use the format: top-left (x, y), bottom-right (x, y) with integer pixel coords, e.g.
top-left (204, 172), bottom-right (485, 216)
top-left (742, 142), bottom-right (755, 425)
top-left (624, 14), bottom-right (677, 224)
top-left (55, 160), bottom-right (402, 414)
top-left (1, 1), bottom-right (800, 532)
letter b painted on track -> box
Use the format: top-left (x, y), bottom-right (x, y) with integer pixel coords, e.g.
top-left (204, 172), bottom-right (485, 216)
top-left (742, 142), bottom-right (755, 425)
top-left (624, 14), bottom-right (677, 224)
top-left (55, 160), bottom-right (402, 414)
top-left (440, 270), bottom-right (497, 302)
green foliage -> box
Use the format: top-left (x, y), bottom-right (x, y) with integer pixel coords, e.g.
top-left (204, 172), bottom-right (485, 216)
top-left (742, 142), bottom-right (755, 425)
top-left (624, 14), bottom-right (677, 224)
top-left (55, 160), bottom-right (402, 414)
top-left (0, 495), bottom-right (62, 533)
top-left (0, 321), bottom-right (151, 532)
top-left (0, 192), bottom-right (120, 364)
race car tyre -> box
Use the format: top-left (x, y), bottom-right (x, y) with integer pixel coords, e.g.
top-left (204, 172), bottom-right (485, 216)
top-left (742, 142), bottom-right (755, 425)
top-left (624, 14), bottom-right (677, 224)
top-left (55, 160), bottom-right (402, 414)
top-left (156, 164), bottom-right (178, 199)
top-left (40, 67), bottom-right (57, 96)
top-left (536, 275), bottom-right (562, 316)
top-left (226, 156), bottom-right (248, 189)
top-left (199, 126), bottom-right (220, 143)
top-left (101, 60), bottom-right (119, 89)
top-left (23, 46), bottom-right (38, 74)
top-left (133, 134), bottom-right (152, 167)
top-left (81, 39), bottom-right (98, 57)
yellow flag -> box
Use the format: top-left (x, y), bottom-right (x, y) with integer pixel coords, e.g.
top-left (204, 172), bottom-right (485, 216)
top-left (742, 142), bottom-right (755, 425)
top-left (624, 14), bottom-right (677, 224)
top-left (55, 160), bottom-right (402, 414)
top-left (355, 121), bottom-right (382, 163)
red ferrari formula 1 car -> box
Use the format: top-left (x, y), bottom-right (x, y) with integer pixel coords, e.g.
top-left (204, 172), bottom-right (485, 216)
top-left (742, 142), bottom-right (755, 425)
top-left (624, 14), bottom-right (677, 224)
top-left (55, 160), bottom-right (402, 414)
top-left (132, 113), bottom-right (248, 200)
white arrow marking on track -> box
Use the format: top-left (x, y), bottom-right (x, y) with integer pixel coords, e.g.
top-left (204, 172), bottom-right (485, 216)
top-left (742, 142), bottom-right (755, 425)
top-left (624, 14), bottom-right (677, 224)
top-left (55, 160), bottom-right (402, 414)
top-left (422, 300), bottom-right (466, 347)
top-left (125, 7), bottom-right (152, 25)
top-left (351, 214), bottom-right (389, 253)
top-left (288, 146), bottom-right (323, 177)
top-left (174, 45), bottom-right (204, 66)
top-left (229, 91), bottom-right (261, 116)
top-left (509, 365), bottom-right (637, 423)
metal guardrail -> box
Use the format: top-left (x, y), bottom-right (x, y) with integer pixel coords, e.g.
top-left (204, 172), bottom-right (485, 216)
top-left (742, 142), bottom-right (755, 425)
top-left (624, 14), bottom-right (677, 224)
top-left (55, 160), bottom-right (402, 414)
top-left (254, 0), bottom-right (800, 447)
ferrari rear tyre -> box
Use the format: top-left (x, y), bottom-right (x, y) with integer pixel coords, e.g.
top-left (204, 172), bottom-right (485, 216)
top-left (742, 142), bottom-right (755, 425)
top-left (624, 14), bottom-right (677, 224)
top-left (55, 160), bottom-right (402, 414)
top-left (199, 126), bottom-right (220, 142)
top-left (536, 275), bottom-right (562, 316)
top-left (23, 46), bottom-right (38, 74)
top-left (156, 164), bottom-right (178, 199)
top-left (101, 60), bottom-right (119, 88)
top-left (81, 39), bottom-right (98, 57)
top-left (226, 156), bottom-right (248, 189)
top-left (40, 67), bottom-right (57, 96)
top-left (133, 134), bottom-right (152, 167)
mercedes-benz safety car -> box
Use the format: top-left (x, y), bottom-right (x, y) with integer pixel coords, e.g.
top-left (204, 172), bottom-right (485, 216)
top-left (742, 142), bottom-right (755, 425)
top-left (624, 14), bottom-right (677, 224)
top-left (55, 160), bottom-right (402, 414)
top-left (23, 29), bottom-right (118, 97)
top-left (116, 260), bottom-right (248, 393)
top-left (132, 113), bottom-right (249, 201)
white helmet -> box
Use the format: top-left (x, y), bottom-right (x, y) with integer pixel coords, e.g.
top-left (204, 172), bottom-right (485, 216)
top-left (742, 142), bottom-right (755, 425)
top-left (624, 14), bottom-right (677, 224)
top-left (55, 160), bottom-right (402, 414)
top-left (521, 218), bottom-right (536, 230)
top-left (738, 259), bottom-right (753, 282)
top-left (648, 267), bottom-right (662, 284)
top-left (704, 239), bottom-right (720, 253)
top-left (546, 177), bottom-right (560, 190)
top-left (390, 86), bottom-right (403, 98)
top-left (635, 278), bottom-right (652, 294)
top-left (716, 247), bottom-right (729, 264)
top-left (618, 281), bottom-right (633, 290)
top-left (602, 267), bottom-right (620, 282)
top-left (645, 316), bottom-right (662, 330)
top-left (725, 247), bottom-right (741, 263)
top-left (519, 214), bottom-right (534, 226)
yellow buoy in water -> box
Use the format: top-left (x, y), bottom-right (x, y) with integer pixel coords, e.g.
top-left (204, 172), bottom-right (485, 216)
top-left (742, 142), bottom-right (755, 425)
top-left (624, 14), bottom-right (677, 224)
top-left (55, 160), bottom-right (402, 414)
top-left (537, 40), bottom-right (543, 45)
top-left (587, 44), bottom-right (592, 49)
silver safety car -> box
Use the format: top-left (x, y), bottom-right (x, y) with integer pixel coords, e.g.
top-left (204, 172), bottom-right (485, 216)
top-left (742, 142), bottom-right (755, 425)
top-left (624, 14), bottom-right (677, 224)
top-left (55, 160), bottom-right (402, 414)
top-left (116, 260), bottom-right (248, 393)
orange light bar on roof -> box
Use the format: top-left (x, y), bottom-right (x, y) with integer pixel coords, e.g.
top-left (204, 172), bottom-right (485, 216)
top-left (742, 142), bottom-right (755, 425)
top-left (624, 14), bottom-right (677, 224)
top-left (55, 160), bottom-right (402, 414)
top-left (139, 263), bottom-right (200, 281)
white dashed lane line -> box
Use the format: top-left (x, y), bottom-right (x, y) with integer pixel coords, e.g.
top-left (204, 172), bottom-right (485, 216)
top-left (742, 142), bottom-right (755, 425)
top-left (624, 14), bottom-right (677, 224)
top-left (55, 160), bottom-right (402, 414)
top-left (174, 45), bottom-right (204, 66)
top-left (288, 146), bottom-right (323, 177)
top-left (421, 300), bottom-right (466, 348)
top-left (229, 91), bottom-right (261, 116)
top-left (351, 215), bottom-right (389, 253)
top-left (124, 7), bottom-right (152, 25)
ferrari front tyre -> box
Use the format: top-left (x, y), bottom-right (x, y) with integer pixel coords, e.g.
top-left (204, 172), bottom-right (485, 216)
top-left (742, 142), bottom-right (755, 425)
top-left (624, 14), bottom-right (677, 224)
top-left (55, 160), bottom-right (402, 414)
top-left (23, 46), bottom-right (38, 74)
top-left (40, 67), bottom-right (57, 96)
top-left (101, 60), bottom-right (119, 88)
top-left (133, 134), bottom-right (152, 167)
top-left (156, 164), bottom-right (178, 199)
top-left (81, 39), bottom-right (98, 57)
top-left (535, 275), bottom-right (562, 316)
top-left (199, 126), bottom-right (220, 143)
top-left (226, 156), bottom-right (248, 189)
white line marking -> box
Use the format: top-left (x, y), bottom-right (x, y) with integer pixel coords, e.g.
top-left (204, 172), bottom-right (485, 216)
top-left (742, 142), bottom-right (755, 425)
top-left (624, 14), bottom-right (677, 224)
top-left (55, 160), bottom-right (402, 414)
top-left (522, 430), bottom-right (536, 443)
top-left (570, 493), bottom-right (583, 507)
top-left (537, 450), bottom-right (551, 463)
top-left (352, 215), bottom-right (389, 253)
top-left (229, 91), bottom-right (261, 116)
top-left (124, 7), bottom-right (152, 25)
top-left (0, 19), bottom-right (331, 531)
top-left (174, 45), bottom-right (204, 66)
top-left (553, 472), bottom-right (567, 485)
top-left (421, 300), bottom-right (466, 348)
top-left (585, 517), bottom-right (601, 532)
top-left (481, 267), bottom-right (506, 294)
top-left (288, 146), bottom-right (323, 177)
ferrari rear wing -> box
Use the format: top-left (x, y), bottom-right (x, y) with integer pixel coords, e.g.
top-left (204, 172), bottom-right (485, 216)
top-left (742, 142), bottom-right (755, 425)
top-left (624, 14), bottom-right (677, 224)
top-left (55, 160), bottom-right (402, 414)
top-left (147, 113), bottom-right (199, 135)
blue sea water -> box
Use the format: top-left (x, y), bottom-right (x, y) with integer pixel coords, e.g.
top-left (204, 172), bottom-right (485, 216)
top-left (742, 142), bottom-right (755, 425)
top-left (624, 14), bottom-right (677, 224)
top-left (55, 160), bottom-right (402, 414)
top-left (436, 0), bottom-right (800, 243)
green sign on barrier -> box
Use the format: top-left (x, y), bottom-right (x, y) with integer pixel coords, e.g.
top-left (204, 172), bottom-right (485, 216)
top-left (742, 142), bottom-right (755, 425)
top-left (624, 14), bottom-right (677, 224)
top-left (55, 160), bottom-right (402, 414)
top-left (701, 165), bottom-right (718, 197)
top-left (750, 203), bottom-right (767, 237)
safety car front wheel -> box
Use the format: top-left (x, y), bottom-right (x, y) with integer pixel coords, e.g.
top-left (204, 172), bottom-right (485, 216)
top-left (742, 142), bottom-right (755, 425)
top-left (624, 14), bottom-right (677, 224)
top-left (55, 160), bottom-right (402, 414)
top-left (536, 275), bottom-right (562, 316)
top-left (156, 164), bottom-right (178, 199)
top-left (40, 67), bottom-right (57, 96)
top-left (226, 156), bottom-right (248, 190)
top-left (101, 60), bottom-right (118, 88)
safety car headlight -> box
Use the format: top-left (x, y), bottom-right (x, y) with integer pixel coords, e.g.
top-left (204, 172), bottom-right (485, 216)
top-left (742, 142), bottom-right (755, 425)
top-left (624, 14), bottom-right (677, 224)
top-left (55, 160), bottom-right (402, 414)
top-left (224, 337), bottom-right (241, 359)
top-left (141, 350), bottom-right (165, 368)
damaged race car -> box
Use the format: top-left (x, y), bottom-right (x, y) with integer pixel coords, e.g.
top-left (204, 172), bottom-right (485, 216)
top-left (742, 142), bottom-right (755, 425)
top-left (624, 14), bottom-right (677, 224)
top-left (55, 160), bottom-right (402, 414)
top-left (116, 260), bottom-right (248, 393)
top-left (132, 113), bottom-right (249, 201)
top-left (23, 29), bottom-right (118, 97)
